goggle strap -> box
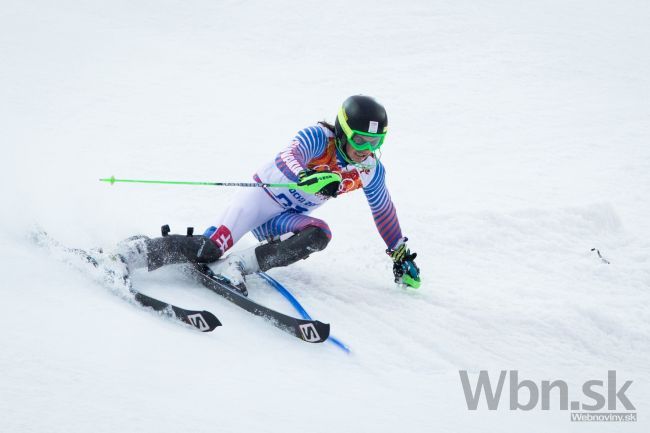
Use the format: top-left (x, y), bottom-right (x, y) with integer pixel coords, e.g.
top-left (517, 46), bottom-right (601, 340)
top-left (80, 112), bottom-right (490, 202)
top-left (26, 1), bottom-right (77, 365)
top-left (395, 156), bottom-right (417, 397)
top-left (337, 106), bottom-right (354, 138)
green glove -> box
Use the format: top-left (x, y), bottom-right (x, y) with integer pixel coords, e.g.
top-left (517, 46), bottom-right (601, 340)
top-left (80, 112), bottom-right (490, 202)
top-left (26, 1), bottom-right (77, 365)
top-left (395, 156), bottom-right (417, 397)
top-left (297, 169), bottom-right (342, 197)
top-left (387, 238), bottom-right (421, 288)
top-left (389, 242), bottom-right (410, 263)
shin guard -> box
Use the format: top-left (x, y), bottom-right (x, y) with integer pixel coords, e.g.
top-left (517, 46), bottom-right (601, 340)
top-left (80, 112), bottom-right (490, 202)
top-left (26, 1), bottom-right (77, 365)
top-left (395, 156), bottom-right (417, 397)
top-left (255, 226), bottom-right (330, 272)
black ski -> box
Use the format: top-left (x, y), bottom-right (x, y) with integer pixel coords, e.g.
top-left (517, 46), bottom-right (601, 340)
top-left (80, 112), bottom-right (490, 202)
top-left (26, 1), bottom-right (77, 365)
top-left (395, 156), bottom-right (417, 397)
top-left (190, 264), bottom-right (329, 343)
top-left (75, 249), bottom-right (220, 331)
top-left (32, 229), bottom-right (221, 332)
top-left (133, 291), bottom-right (221, 332)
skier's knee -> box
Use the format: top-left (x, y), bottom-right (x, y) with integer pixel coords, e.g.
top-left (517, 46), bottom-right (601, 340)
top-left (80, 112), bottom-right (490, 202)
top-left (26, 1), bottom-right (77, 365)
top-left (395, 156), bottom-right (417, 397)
top-left (301, 226), bottom-right (331, 252)
top-left (255, 225), bottom-right (331, 272)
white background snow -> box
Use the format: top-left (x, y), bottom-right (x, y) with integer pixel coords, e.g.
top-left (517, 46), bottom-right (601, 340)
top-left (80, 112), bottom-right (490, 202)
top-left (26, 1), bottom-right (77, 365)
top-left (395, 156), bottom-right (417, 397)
top-left (1, 0), bottom-right (649, 432)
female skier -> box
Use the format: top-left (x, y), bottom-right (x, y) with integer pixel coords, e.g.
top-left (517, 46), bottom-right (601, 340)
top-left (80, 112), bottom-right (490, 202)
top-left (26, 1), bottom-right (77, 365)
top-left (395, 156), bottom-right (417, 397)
top-left (116, 95), bottom-right (420, 294)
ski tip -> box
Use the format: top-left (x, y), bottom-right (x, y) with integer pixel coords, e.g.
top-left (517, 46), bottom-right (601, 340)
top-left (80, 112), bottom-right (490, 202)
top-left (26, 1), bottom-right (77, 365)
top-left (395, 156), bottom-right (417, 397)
top-left (187, 310), bottom-right (222, 332)
top-left (297, 320), bottom-right (330, 343)
top-left (203, 310), bottom-right (223, 331)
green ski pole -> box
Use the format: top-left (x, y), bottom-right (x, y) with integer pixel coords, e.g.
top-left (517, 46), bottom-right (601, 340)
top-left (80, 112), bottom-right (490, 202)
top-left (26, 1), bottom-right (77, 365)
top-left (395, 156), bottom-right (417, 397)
top-left (99, 173), bottom-right (341, 195)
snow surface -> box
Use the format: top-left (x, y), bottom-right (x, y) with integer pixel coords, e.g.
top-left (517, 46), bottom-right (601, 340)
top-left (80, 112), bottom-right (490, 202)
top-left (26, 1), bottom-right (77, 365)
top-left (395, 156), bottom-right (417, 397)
top-left (1, 0), bottom-right (649, 432)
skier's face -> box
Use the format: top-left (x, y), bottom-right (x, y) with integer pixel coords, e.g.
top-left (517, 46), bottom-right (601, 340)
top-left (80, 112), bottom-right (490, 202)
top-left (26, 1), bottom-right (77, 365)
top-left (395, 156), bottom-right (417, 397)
top-left (345, 142), bottom-right (372, 163)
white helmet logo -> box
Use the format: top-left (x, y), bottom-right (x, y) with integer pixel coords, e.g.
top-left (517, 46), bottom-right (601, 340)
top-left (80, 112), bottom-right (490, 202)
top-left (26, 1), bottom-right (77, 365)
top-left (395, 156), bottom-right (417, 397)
top-left (368, 121), bottom-right (379, 133)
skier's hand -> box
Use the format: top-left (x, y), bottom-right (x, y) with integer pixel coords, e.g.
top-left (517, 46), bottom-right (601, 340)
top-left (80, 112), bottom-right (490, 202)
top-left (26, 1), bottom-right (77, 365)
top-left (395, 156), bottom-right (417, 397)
top-left (386, 237), bottom-right (421, 288)
top-left (297, 169), bottom-right (341, 197)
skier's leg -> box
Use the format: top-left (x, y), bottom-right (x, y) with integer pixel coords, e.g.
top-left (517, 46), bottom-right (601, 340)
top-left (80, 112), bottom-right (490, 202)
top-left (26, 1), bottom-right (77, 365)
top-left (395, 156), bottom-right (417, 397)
top-left (209, 211), bottom-right (330, 294)
top-left (143, 235), bottom-right (222, 271)
top-left (112, 234), bottom-right (221, 272)
top-left (117, 187), bottom-right (286, 272)
top-left (216, 211), bottom-right (329, 273)
top-left (252, 213), bottom-right (331, 271)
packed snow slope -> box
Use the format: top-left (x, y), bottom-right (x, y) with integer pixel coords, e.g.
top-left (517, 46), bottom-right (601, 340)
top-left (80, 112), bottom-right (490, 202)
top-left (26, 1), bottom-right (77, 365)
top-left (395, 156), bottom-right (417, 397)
top-left (1, 1), bottom-right (649, 432)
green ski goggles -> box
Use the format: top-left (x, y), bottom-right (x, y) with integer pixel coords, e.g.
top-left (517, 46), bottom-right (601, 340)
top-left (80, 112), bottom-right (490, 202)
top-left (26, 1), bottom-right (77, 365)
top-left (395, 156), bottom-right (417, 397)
top-left (337, 107), bottom-right (387, 152)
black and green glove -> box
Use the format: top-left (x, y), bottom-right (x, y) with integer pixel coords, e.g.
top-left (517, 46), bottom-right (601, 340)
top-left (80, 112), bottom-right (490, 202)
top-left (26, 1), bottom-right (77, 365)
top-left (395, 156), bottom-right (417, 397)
top-left (387, 237), bottom-right (421, 288)
top-left (297, 169), bottom-right (341, 197)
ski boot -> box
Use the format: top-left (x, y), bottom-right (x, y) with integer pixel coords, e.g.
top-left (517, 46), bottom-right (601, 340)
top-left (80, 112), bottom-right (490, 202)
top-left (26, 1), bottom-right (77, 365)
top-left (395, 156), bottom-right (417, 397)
top-left (86, 248), bottom-right (132, 290)
top-left (209, 247), bottom-right (260, 296)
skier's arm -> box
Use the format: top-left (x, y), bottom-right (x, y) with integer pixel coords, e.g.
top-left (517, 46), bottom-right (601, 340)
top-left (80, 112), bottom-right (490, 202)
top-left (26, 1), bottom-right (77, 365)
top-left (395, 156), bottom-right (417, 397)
top-left (363, 163), bottom-right (421, 288)
top-left (275, 126), bottom-right (329, 181)
top-left (362, 162), bottom-right (403, 249)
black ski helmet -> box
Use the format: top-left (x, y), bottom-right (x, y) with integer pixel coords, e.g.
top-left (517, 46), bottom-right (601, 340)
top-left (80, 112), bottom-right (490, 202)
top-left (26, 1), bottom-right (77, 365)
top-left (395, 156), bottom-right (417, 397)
top-left (334, 95), bottom-right (388, 151)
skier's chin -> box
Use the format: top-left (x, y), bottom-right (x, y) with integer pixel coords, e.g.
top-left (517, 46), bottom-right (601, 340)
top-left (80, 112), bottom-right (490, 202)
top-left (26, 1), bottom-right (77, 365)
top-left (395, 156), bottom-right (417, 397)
top-left (349, 150), bottom-right (370, 163)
